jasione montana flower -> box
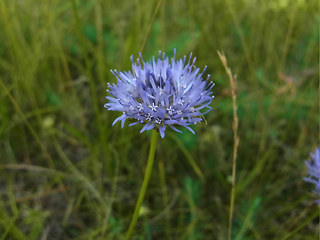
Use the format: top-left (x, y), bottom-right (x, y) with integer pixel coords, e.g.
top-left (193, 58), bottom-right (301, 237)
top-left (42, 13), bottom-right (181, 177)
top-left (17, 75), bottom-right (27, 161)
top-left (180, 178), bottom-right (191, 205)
top-left (304, 148), bottom-right (320, 204)
top-left (105, 50), bottom-right (215, 138)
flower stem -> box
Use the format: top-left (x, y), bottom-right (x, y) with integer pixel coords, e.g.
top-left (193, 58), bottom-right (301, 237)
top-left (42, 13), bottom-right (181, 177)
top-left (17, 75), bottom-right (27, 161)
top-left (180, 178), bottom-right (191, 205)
top-left (125, 130), bottom-right (158, 240)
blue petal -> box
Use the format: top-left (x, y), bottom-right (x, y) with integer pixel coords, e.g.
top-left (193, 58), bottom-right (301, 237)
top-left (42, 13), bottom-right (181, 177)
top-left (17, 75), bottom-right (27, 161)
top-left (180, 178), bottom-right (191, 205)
top-left (112, 114), bottom-right (126, 126)
top-left (121, 117), bottom-right (127, 128)
top-left (140, 123), bottom-right (151, 133)
top-left (184, 125), bottom-right (195, 134)
top-left (146, 123), bottom-right (155, 130)
top-left (159, 125), bottom-right (166, 138)
top-left (169, 125), bottom-right (182, 133)
top-left (129, 121), bottom-right (140, 126)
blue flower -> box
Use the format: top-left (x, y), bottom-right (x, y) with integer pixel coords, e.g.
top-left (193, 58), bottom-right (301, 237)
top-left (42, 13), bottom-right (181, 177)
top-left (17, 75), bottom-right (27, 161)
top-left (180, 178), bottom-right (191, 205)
top-left (105, 50), bottom-right (214, 138)
top-left (304, 148), bottom-right (320, 204)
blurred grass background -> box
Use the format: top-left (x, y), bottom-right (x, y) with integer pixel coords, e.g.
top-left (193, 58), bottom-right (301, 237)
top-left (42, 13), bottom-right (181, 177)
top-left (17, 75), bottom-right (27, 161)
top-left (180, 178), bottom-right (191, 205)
top-left (0, 0), bottom-right (319, 239)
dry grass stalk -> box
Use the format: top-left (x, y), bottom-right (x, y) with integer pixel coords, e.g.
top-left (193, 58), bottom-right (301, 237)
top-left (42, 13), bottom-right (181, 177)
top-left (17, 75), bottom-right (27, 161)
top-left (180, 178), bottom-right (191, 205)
top-left (217, 51), bottom-right (240, 240)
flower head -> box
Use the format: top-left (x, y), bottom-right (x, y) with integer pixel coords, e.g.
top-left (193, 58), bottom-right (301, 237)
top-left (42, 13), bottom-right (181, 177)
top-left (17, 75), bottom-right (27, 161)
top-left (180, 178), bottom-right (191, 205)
top-left (304, 148), bottom-right (320, 204)
top-left (105, 50), bottom-right (214, 138)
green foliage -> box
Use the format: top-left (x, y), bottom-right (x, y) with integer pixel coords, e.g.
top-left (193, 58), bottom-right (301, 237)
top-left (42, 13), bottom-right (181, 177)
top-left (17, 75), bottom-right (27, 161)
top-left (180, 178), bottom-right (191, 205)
top-left (233, 196), bottom-right (262, 240)
top-left (0, 0), bottom-right (318, 239)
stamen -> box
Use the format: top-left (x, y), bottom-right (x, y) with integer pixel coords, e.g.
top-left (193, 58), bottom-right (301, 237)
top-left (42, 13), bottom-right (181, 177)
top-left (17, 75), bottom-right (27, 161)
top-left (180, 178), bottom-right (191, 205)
top-left (167, 106), bottom-right (175, 115)
top-left (137, 103), bottom-right (144, 111)
top-left (178, 99), bottom-right (184, 105)
top-left (149, 103), bottom-right (158, 111)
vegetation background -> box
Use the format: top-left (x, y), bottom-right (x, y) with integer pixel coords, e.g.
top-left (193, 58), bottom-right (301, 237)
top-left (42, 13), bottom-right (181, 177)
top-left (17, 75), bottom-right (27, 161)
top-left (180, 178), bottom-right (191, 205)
top-left (0, 0), bottom-right (319, 239)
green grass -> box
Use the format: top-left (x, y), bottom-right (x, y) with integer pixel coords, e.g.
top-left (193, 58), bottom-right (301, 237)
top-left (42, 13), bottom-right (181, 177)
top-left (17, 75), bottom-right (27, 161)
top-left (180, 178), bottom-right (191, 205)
top-left (0, 0), bottom-right (319, 239)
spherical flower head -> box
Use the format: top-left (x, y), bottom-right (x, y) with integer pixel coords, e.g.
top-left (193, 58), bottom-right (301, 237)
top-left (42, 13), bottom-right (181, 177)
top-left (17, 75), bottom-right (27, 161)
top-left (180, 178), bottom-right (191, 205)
top-left (304, 148), bottom-right (320, 204)
top-left (105, 50), bottom-right (214, 138)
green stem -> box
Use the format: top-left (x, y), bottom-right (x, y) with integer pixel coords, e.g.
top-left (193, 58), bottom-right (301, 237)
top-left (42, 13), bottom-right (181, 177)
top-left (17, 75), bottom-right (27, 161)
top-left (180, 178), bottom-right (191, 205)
top-left (125, 130), bottom-right (158, 240)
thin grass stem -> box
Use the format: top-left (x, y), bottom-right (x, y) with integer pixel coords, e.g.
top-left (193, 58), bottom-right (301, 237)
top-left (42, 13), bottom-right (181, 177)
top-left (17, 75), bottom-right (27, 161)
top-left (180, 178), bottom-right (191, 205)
top-left (139, 0), bottom-right (163, 52)
top-left (279, 209), bottom-right (319, 240)
top-left (224, 0), bottom-right (254, 76)
top-left (218, 52), bottom-right (240, 240)
top-left (0, 77), bottom-right (55, 169)
top-left (169, 133), bottom-right (205, 182)
top-left (158, 160), bottom-right (171, 239)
